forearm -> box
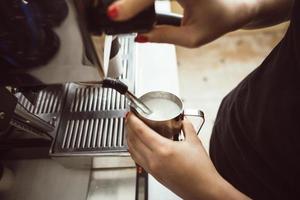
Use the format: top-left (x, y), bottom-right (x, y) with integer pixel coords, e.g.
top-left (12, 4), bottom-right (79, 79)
top-left (212, 176), bottom-right (251, 200)
top-left (243, 0), bottom-right (294, 29)
top-left (187, 173), bottom-right (251, 200)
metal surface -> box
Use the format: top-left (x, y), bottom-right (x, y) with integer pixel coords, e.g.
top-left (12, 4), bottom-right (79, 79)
top-left (87, 168), bottom-right (136, 200)
top-left (15, 84), bottom-right (67, 138)
top-left (14, 104), bottom-right (55, 134)
top-left (9, 119), bottom-right (51, 140)
top-left (183, 109), bottom-right (205, 134)
top-left (53, 84), bottom-right (128, 154)
top-left (51, 37), bottom-right (135, 157)
top-left (0, 159), bottom-right (90, 200)
top-left (0, 86), bottom-right (66, 159)
top-left (132, 91), bottom-right (204, 138)
top-left (125, 91), bottom-right (152, 115)
top-left (132, 91), bottom-right (183, 138)
top-left (135, 167), bottom-right (148, 200)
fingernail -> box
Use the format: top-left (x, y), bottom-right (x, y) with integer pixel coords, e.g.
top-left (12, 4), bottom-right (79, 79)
top-left (107, 5), bottom-right (118, 19)
top-left (125, 112), bottom-right (130, 118)
top-left (125, 112), bottom-right (130, 122)
top-left (134, 35), bottom-right (148, 43)
top-left (138, 166), bottom-right (143, 174)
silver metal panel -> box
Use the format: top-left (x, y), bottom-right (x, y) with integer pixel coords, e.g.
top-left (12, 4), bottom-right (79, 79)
top-left (15, 85), bottom-right (67, 138)
top-left (0, 159), bottom-right (90, 200)
top-left (87, 168), bottom-right (136, 200)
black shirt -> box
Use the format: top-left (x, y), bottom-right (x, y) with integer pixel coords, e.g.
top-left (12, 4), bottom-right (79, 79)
top-left (209, 1), bottom-right (300, 199)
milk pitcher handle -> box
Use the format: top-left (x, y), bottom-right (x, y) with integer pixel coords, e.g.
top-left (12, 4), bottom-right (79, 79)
top-left (183, 109), bottom-right (205, 135)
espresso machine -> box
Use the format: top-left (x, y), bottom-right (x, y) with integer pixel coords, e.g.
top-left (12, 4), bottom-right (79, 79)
top-left (0, 0), bottom-right (182, 199)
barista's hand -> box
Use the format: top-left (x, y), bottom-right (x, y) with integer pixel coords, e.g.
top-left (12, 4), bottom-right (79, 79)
top-left (107, 0), bottom-right (257, 47)
top-left (125, 112), bottom-right (250, 199)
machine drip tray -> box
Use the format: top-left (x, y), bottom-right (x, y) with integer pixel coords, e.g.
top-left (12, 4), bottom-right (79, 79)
top-left (51, 83), bottom-right (129, 156)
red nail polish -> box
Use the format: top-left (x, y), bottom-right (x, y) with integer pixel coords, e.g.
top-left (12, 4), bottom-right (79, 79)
top-left (107, 5), bottom-right (118, 19)
top-left (134, 35), bottom-right (148, 43)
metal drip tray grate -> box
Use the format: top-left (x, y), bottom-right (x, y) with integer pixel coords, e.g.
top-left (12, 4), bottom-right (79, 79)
top-left (70, 86), bottom-right (127, 112)
top-left (53, 83), bottom-right (129, 154)
top-left (62, 117), bottom-right (125, 149)
top-left (51, 84), bottom-right (129, 155)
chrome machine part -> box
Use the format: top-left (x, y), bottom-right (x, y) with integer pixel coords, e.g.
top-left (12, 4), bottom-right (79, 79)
top-left (14, 104), bottom-right (55, 135)
top-left (9, 118), bottom-right (51, 140)
top-left (125, 91), bottom-right (152, 115)
top-left (14, 85), bottom-right (67, 139)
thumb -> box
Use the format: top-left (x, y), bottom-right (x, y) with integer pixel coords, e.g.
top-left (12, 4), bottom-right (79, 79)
top-left (135, 25), bottom-right (197, 47)
top-left (182, 119), bottom-right (198, 142)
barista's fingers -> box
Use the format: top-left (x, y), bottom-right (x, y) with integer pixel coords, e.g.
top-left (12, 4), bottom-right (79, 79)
top-left (127, 136), bottom-right (149, 172)
top-left (108, 0), bottom-right (154, 21)
top-left (182, 119), bottom-right (199, 142)
top-left (126, 113), bottom-right (171, 151)
top-left (135, 25), bottom-right (204, 48)
top-left (127, 137), bottom-right (146, 167)
top-left (126, 125), bottom-right (153, 161)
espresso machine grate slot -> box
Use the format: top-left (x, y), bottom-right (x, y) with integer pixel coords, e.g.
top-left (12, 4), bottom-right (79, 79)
top-left (35, 89), bottom-right (64, 114)
top-left (59, 83), bottom-right (128, 151)
top-left (120, 37), bottom-right (130, 80)
top-left (70, 87), bottom-right (128, 112)
top-left (16, 86), bottom-right (65, 115)
top-left (60, 117), bottom-right (125, 150)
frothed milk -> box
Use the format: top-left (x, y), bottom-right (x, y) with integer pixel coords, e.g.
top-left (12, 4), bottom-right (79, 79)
top-left (141, 98), bottom-right (181, 121)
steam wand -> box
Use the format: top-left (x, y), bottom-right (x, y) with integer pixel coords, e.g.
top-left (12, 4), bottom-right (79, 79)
top-left (99, 78), bottom-right (152, 115)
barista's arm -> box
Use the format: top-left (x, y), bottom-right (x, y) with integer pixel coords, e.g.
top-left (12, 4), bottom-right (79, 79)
top-left (107, 0), bottom-right (294, 47)
top-left (244, 0), bottom-right (294, 29)
top-left (126, 113), bottom-right (251, 200)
